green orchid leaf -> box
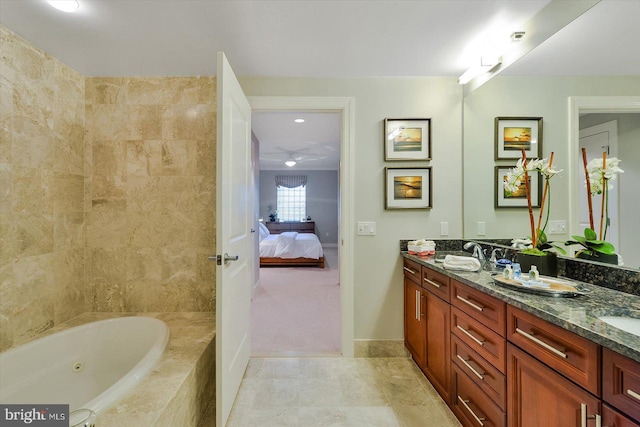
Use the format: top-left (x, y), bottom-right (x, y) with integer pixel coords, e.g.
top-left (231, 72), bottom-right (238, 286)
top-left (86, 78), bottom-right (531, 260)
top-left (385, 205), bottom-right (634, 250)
top-left (584, 227), bottom-right (597, 240)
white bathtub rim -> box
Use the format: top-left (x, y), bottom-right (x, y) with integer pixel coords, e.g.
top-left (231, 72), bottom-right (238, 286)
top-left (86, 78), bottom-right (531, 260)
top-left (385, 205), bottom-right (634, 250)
top-left (0, 316), bottom-right (170, 415)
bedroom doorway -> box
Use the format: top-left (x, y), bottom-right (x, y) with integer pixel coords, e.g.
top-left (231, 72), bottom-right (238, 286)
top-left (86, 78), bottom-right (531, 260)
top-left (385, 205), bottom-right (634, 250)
top-left (249, 97), bottom-right (354, 357)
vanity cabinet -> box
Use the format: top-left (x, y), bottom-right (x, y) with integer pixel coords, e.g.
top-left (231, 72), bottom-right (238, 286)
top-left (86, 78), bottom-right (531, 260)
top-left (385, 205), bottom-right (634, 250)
top-left (450, 279), bottom-right (507, 426)
top-left (423, 275), bottom-right (451, 403)
top-left (403, 258), bottom-right (451, 401)
top-left (507, 343), bottom-right (601, 427)
top-left (402, 256), bottom-right (639, 427)
top-left (404, 259), bottom-right (426, 367)
top-left (603, 348), bottom-right (640, 423)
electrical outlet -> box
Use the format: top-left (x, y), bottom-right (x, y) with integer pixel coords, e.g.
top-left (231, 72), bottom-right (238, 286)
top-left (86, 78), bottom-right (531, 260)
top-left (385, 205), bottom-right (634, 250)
top-left (477, 221), bottom-right (486, 236)
top-left (440, 222), bottom-right (449, 236)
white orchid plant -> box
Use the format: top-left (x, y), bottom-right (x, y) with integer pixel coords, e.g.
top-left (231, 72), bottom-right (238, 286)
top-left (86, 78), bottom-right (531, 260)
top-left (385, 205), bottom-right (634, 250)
top-left (566, 152), bottom-right (623, 258)
top-left (503, 150), bottom-right (564, 255)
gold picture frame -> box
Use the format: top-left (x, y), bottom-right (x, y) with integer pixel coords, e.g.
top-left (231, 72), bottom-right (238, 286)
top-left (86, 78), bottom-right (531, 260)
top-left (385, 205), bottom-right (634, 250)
top-left (495, 166), bottom-right (541, 209)
top-left (495, 117), bottom-right (542, 160)
top-left (385, 167), bottom-right (432, 209)
top-left (384, 118), bottom-right (431, 161)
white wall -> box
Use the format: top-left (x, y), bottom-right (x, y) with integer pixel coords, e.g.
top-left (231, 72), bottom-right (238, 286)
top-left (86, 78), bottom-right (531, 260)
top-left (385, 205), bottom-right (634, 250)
top-left (241, 77), bottom-right (463, 340)
top-left (579, 113), bottom-right (640, 269)
top-left (259, 170), bottom-right (339, 245)
top-left (463, 76), bottom-right (640, 245)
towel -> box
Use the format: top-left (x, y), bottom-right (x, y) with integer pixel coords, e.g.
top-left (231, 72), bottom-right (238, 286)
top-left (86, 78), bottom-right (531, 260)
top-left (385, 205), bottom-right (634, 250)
top-left (443, 255), bottom-right (482, 272)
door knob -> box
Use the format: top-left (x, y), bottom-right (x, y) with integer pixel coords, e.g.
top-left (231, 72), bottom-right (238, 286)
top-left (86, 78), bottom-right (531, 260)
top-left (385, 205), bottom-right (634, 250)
top-left (208, 253), bottom-right (240, 265)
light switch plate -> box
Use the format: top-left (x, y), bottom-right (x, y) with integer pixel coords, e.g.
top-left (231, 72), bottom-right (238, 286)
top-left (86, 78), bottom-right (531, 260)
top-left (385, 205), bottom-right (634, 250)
top-left (357, 221), bottom-right (376, 236)
top-left (548, 220), bottom-right (567, 235)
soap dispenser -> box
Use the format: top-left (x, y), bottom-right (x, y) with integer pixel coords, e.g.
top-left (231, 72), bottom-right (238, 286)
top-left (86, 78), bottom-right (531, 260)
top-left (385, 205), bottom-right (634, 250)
top-left (503, 264), bottom-right (514, 280)
top-left (529, 265), bottom-right (540, 281)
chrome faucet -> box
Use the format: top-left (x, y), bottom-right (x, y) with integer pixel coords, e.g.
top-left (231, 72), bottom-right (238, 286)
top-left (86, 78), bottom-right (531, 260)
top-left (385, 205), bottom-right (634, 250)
top-left (463, 242), bottom-right (486, 261)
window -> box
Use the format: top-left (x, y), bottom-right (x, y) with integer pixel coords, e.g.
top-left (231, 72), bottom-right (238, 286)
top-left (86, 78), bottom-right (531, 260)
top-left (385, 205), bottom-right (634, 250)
top-left (275, 175), bottom-right (307, 222)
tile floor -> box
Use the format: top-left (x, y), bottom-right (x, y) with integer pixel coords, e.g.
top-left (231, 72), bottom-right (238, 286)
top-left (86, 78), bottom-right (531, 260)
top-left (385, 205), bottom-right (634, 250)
top-left (226, 357), bottom-right (462, 427)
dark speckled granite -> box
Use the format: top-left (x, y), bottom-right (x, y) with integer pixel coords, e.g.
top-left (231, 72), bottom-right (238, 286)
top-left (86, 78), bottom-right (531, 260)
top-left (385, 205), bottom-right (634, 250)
top-left (403, 239), bottom-right (640, 296)
top-left (402, 251), bottom-right (640, 363)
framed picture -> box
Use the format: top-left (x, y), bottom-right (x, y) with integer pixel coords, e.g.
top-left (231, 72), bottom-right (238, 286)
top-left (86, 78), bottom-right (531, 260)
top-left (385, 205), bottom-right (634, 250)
top-left (495, 166), bottom-right (541, 208)
top-left (494, 117), bottom-right (542, 160)
top-left (384, 118), bottom-right (431, 161)
top-left (385, 167), bottom-right (432, 209)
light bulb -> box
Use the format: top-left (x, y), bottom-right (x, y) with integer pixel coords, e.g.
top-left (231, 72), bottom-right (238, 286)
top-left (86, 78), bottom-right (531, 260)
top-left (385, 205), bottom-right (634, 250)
top-left (47, 0), bottom-right (80, 12)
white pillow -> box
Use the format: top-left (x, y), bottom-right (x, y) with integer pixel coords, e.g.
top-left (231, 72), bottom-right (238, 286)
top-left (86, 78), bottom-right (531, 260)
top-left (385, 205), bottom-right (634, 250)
top-left (258, 222), bottom-right (270, 241)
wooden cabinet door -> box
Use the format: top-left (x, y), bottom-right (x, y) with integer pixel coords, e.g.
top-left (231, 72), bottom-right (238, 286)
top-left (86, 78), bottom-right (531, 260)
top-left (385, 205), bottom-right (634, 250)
top-left (405, 278), bottom-right (426, 367)
top-left (603, 404), bottom-right (640, 427)
top-left (425, 291), bottom-right (451, 403)
top-left (508, 344), bottom-right (601, 427)
top-left (603, 348), bottom-right (640, 422)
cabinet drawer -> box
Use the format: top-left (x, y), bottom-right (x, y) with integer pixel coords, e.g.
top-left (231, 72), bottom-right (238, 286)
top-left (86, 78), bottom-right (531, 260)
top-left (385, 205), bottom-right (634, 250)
top-left (452, 280), bottom-right (506, 336)
top-left (403, 258), bottom-right (422, 285)
top-left (507, 305), bottom-right (600, 395)
top-left (603, 404), bottom-right (640, 427)
top-left (603, 348), bottom-right (640, 422)
top-left (422, 266), bottom-right (450, 302)
top-left (266, 222), bottom-right (289, 233)
top-left (452, 334), bottom-right (506, 410)
top-left (452, 363), bottom-right (506, 427)
top-left (452, 307), bottom-right (506, 373)
top-left (295, 222), bottom-right (315, 232)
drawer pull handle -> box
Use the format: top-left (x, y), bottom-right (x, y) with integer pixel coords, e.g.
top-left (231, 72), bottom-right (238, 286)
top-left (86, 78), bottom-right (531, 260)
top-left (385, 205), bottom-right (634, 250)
top-left (424, 278), bottom-right (441, 288)
top-left (456, 354), bottom-right (485, 380)
top-left (627, 389), bottom-right (640, 401)
top-left (516, 328), bottom-right (567, 359)
top-left (580, 403), bottom-right (602, 427)
top-left (458, 396), bottom-right (486, 426)
top-left (403, 266), bottom-right (417, 275)
top-left (456, 325), bottom-right (484, 346)
top-left (456, 295), bottom-right (484, 312)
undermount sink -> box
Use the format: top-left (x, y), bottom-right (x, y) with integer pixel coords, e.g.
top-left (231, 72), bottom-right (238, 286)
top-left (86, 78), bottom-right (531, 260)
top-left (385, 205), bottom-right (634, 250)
top-left (599, 316), bottom-right (640, 336)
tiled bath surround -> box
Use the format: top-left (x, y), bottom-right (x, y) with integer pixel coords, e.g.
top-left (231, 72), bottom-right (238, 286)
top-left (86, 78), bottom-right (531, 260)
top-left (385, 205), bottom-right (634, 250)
top-left (0, 25), bottom-right (217, 353)
top-left (85, 76), bottom-right (216, 313)
top-left (1, 26), bottom-right (86, 351)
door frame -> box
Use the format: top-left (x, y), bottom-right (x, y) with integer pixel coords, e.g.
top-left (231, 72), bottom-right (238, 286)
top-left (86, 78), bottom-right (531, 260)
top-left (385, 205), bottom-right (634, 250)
top-left (249, 96), bottom-right (356, 357)
top-left (568, 96), bottom-right (640, 240)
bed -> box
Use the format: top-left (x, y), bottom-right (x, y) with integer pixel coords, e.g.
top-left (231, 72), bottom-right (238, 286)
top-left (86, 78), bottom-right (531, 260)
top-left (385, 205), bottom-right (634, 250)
top-left (258, 223), bottom-right (325, 268)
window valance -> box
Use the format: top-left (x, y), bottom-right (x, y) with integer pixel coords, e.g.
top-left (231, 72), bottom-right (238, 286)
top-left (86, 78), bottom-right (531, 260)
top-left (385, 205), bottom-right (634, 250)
top-left (275, 175), bottom-right (307, 188)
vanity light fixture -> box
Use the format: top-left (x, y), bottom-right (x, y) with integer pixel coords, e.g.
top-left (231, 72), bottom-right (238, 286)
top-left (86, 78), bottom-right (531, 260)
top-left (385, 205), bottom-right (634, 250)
top-left (458, 56), bottom-right (503, 85)
top-left (294, 118), bottom-right (305, 123)
top-left (47, 0), bottom-right (80, 12)
top-left (285, 159), bottom-right (297, 167)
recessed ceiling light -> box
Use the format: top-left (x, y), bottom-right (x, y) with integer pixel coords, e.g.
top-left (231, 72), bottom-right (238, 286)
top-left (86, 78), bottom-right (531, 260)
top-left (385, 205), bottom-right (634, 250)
top-left (294, 118), bottom-right (305, 123)
top-left (47, 0), bottom-right (80, 13)
top-left (285, 159), bottom-right (297, 167)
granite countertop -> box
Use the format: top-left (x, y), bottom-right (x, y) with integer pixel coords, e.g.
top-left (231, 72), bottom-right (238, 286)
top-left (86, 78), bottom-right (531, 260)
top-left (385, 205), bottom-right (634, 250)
top-left (402, 252), bottom-right (640, 363)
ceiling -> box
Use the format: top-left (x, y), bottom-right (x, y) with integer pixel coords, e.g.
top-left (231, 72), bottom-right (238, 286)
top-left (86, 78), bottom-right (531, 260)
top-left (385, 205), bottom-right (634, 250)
top-left (1, 0), bottom-right (638, 171)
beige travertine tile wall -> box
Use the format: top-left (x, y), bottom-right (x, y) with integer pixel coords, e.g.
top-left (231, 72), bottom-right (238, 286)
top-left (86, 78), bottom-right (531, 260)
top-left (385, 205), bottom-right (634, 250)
top-left (0, 26), bottom-right (85, 351)
top-left (84, 77), bottom-right (216, 313)
top-left (1, 24), bottom-right (217, 352)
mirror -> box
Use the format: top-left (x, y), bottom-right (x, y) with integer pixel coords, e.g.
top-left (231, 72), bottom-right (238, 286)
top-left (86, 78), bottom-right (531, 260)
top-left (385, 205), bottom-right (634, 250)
top-left (462, 79), bottom-right (640, 271)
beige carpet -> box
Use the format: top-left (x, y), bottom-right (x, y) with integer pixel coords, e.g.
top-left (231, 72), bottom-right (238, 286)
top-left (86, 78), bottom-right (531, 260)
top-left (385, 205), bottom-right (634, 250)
top-left (252, 247), bottom-right (341, 356)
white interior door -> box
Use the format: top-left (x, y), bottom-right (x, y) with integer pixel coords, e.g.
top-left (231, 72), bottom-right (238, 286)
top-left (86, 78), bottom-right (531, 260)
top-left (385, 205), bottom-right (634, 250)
top-left (215, 52), bottom-right (252, 426)
top-left (579, 119), bottom-right (619, 248)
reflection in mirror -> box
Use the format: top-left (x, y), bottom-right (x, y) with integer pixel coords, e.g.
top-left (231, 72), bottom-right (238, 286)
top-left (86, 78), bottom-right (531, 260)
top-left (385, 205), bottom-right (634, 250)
top-left (463, 81), bottom-right (640, 273)
top-left (577, 113), bottom-right (640, 269)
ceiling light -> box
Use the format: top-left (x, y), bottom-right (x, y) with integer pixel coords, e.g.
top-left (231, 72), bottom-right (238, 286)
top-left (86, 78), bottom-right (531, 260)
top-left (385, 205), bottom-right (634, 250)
top-left (511, 32), bottom-right (526, 42)
top-left (47, 0), bottom-right (80, 12)
top-left (294, 118), bottom-right (305, 123)
top-left (285, 159), bottom-right (297, 167)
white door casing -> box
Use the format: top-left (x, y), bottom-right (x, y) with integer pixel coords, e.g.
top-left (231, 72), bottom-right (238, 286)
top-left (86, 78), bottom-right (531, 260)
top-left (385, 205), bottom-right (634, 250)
top-left (216, 52), bottom-right (253, 426)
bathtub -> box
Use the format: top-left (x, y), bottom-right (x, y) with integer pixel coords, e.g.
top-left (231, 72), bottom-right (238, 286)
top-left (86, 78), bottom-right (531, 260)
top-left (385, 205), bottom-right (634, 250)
top-left (0, 316), bottom-right (169, 420)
